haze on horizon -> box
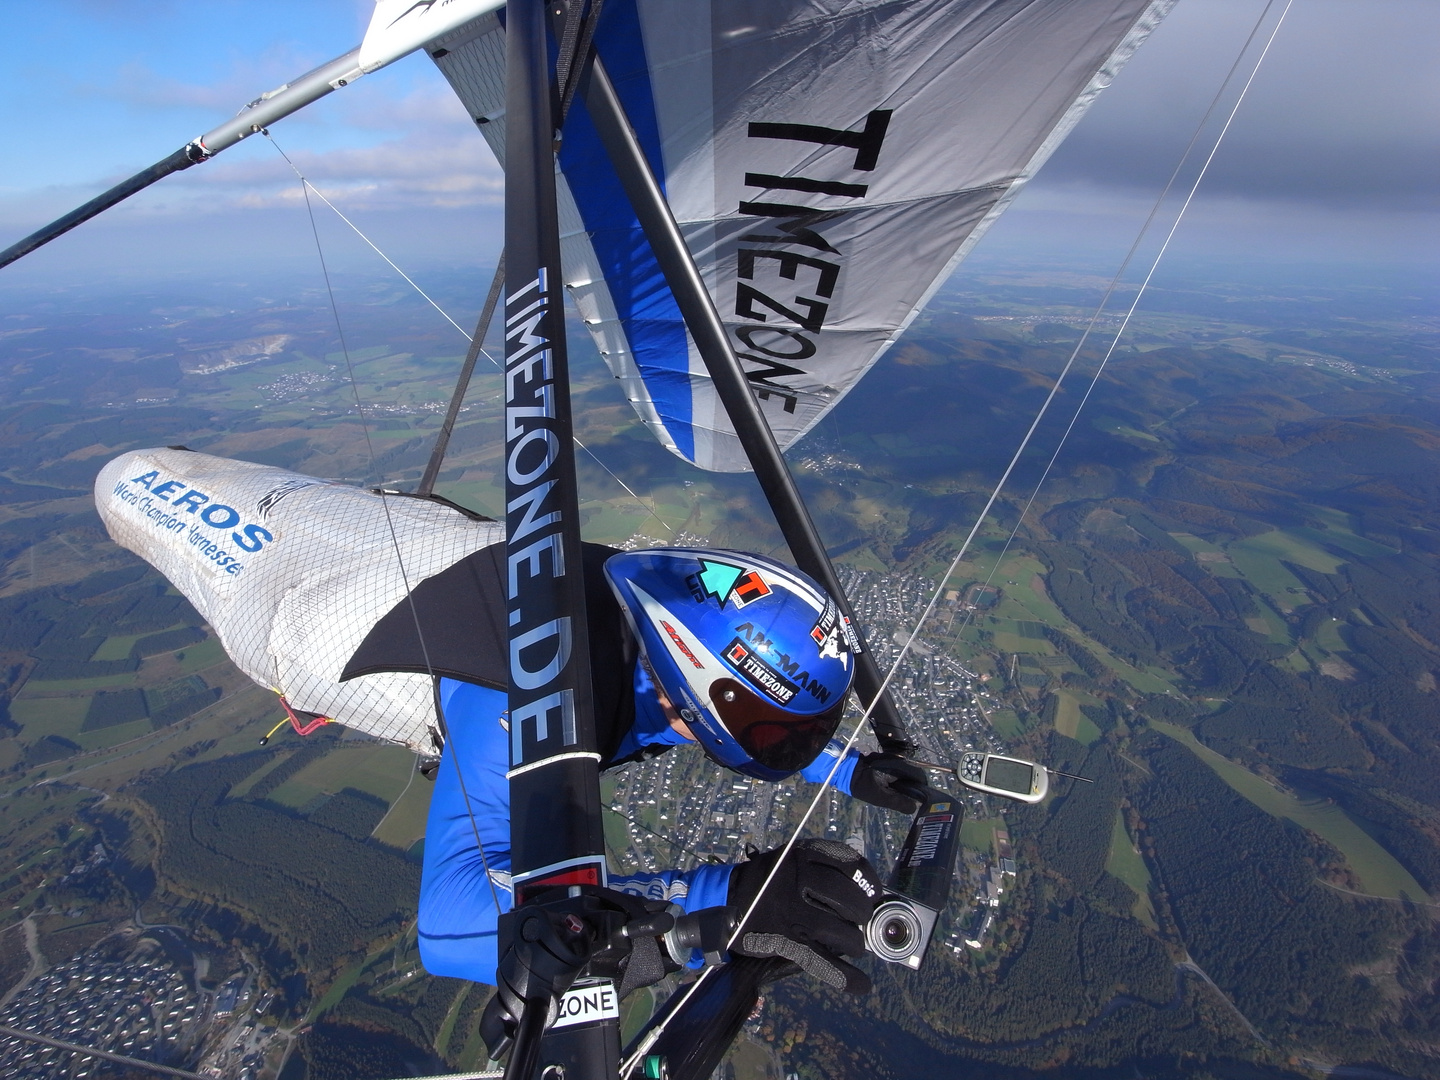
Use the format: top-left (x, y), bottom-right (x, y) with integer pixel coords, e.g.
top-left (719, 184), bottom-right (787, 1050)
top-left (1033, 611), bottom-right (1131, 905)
top-left (0, 0), bottom-right (1434, 292)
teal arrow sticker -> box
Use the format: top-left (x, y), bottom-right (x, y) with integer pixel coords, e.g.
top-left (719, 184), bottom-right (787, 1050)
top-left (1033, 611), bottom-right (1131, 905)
top-left (696, 560), bottom-right (743, 605)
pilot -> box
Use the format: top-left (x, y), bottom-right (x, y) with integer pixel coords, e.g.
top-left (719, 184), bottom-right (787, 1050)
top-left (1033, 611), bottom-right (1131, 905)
top-left (418, 546), bottom-right (924, 1001)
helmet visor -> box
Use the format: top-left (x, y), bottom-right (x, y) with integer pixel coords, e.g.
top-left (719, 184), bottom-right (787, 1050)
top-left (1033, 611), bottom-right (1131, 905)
top-left (708, 678), bottom-right (845, 773)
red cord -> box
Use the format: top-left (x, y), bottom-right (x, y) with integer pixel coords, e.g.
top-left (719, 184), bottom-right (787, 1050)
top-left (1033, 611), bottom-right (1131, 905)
top-left (278, 696), bottom-right (331, 736)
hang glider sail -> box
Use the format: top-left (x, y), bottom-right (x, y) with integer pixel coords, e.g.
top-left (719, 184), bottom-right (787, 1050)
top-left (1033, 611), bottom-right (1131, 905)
top-left (427, 0), bottom-right (1175, 471)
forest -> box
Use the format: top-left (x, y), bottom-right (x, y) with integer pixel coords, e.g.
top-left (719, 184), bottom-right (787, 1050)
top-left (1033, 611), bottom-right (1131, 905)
top-left (3, 270), bottom-right (1439, 1079)
top-left (747, 294), bottom-right (1440, 1078)
top-left (139, 747), bottom-right (421, 987)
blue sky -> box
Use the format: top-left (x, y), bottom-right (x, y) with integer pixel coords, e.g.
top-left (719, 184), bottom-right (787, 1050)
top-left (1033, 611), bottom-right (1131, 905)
top-left (0, 0), bottom-right (1434, 285)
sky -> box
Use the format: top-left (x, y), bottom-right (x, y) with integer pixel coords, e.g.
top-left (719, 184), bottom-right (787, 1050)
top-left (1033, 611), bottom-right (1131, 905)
top-left (0, 0), bottom-right (1435, 289)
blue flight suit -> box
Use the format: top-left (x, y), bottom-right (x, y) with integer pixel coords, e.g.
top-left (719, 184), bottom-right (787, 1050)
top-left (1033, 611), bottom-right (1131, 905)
top-left (418, 671), bottom-right (860, 985)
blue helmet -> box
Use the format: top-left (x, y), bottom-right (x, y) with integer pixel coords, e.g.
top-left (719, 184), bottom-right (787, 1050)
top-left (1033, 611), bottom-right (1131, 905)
top-left (603, 548), bottom-right (856, 780)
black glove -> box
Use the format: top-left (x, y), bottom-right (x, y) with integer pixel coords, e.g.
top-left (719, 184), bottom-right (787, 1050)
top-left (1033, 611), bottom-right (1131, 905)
top-left (480, 888), bottom-right (676, 1061)
top-left (727, 839), bottom-right (881, 994)
top-left (480, 898), bottom-right (595, 1061)
top-left (850, 752), bottom-right (926, 813)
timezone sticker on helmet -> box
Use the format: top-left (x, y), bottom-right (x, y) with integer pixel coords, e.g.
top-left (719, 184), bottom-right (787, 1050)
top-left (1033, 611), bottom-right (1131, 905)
top-left (729, 570), bottom-right (771, 607)
top-left (724, 640), bottom-right (798, 705)
top-left (809, 599), bottom-right (848, 659)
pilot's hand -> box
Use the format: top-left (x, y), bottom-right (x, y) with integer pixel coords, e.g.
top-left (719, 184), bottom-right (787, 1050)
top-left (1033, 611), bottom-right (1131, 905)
top-left (850, 752), bottom-right (926, 814)
top-left (727, 839), bottom-right (881, 994)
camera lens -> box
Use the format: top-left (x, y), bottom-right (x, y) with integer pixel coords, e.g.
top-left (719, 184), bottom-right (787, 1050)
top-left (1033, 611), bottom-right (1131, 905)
top-left (881, 917), bottom-right (912, 950)
top-left (866, 900), bottom-right (923, 963)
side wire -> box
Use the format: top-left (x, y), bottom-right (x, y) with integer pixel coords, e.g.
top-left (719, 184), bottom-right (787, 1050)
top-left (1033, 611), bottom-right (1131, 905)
top-left (271, 131), bottom-right (503, 915)
top-left (266, 141), bottom-right (673, 536)
top-left (944, 0), bottom-right (1289, 655)
top-left (622, 1), bottom-right (1297, 1070)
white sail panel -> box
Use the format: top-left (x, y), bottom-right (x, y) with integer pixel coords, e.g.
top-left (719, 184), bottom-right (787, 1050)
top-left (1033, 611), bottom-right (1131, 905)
top-left (95, 449), bottom-right (502, 750)
top-left (430, 0), bottom-right (1174, 471)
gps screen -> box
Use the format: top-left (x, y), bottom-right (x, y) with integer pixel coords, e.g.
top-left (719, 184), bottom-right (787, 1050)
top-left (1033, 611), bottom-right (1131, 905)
top-left (983, 757), bottom-right (1034, 794)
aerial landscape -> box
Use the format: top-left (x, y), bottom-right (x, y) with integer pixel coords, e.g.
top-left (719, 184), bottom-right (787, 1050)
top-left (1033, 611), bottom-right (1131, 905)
top-left (0, 2), bottom-right (1436, 1080)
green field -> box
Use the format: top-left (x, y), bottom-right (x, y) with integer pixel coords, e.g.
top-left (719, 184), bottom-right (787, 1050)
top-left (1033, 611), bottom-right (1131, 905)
top-left (986, 709), bottom-right (1024, 741)
top-left (90, 632), bottom-right (149, 661)
top-left (1235, 529), bottom-right (1345, 575)
top-left (266, 743), bottom-right (416, 809)
top-left (372, 768), bottom-right (434, 851)
top-left (1244, 597), bottom-right (1292, 645)
top-left (432, 983), bottom-right (474, 1058)
top-left (1060, 629), bottom-right (1176, 696)
top-left (22, 672), bottom-right (138, 693)
top-left (576, 490), bottom-right (678, 547)
top-left (308, 953), bottom-right (371, 1022)
top-left (172, 637), bottom-right (227, 673)
top-left (1170, 532), bottom-right (1244, 578)
top-left (1051, 691), bottom-right (1100, 745)
top-left (76, 718), bottom-right (151, 753)
top-left (1150, 720), bottom-right (1430, 901)
top-left (724, 1033), bottom-right (776, 1080)
top-left (960, 818), bottom-right (997, 853)
top-left (1092, 416), bottom-right (1160, 443)
top-left (990, 630), bottom-right (1052, 655)
top-left (1104, 811), bottom-right (1157, 928)
top-left (620, 987), bottom-right (656, 1048)
top-left (987, 557), bottom-right (1071, 629)
top-left (1296, 505), bottom-right (1398, 559)
top-left (1225, 529), bottom-right (1346, 613)
top-left (228, 751), bottom-right (300, 798)
top-left (1313, 617), bottom-right (1349, 654)
top-left (11, 695), bottom-right (90, 743)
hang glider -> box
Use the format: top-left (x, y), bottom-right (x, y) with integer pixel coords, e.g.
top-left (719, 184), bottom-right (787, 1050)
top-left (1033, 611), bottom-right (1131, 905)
top-left (77, 0), bottom-right (1179, 752)
top-left (12, 3), bottom-right (1187, 1079)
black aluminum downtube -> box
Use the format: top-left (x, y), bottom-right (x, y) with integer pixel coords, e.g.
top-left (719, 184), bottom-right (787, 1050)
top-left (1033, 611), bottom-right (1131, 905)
top-left (502, 2), bottom-right (616, 1077)
top-left (578, 54), bottom-right (914, 755)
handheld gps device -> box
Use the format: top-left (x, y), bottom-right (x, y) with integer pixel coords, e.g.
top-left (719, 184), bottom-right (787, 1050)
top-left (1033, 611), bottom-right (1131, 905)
top-left (956, 752), bottom-right (1049, 804)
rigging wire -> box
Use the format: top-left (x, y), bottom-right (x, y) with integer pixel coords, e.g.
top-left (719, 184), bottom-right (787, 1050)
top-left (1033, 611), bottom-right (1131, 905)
top-left (265, 138), bottom-right (674, 535)
top-left (274, 130), bottom-right (504, 916)
top-left (622, 1), bottom-right (1296, 1069)
top-left (0, 1023), bottom-right (210, 1080)
top-left (941, 0), bottom-right (1290, 672)
top-left (272, 146), bottom-right (472, 340)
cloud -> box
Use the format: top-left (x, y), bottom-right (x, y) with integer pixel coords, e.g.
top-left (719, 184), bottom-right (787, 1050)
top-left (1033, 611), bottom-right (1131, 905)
top-left (0, 65), bottom-right (497, 230)
top-left (4, 0), bottom-right (1432, 280)
top-left (221, 134), bottom-right (505, 211)
top-left (1045, 0), bottom-right (1440, 211)
top-left (80, 56), bottom-right (324, 113)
